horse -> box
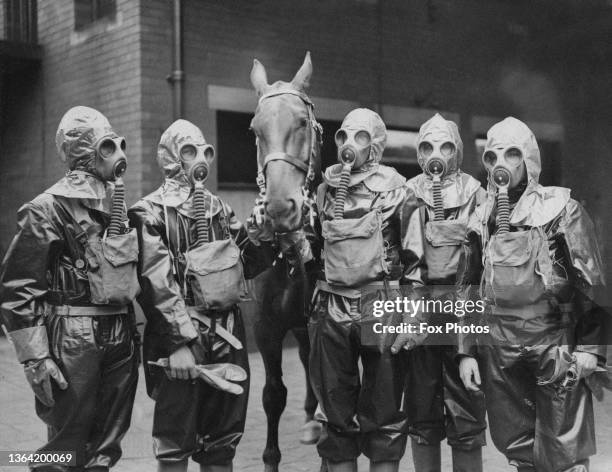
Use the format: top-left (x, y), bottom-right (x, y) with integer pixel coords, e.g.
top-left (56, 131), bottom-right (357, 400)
top-left (248, 52), bottom-right (325, 472)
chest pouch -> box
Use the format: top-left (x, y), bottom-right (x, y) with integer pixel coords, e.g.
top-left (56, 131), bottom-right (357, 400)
top-left (185, 236), bottom-right (246, 311)
top-left (424, 218), bottom-right (467, 281)
top-left (322, 210), bottom-right (388, 287)
top-left (483, 227), bottom-right (553, 307)
top-left (85, 228), bottom-right (140, 305)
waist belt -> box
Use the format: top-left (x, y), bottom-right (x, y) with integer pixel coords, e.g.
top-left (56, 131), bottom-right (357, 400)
top-left (187, 307), bottom-right (243, 350)
top-left (46, 304), bottom-right (129, 316)
top-left (316, 279), bottom-right (400, 299)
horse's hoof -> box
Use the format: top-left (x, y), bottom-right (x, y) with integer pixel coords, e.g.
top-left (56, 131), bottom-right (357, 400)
top-left (299, 419), bottom-right (322, 444)
top-left (264, 464), bottom-right (279, 472)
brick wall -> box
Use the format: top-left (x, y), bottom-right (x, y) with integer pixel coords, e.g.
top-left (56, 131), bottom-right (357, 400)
top-left (0, 0), bottom-right (143, 248)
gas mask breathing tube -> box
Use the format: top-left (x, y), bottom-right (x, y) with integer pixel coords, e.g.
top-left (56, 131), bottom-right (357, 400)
top-left (483, 147), bottom-right (525, 234)
top-left (96, 136), bottom-right (128, 237)
top-left (181, 142), bottom-right (215, 244)
top-left (419, 140), bottom-right (456, 221)
top-left (333, 128), bottom-right (371, 219)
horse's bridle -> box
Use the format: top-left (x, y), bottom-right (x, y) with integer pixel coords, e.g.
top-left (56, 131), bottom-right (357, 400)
top-left (254, 89), bottom-right (322, 203)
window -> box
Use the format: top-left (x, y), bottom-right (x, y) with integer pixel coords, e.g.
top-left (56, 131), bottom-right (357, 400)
top-left (381, 129), bottom-right (421, 180)
top-left (74, 0), bottom-right (116, 30)
top-left (475, 137), bottom-right (561, 187)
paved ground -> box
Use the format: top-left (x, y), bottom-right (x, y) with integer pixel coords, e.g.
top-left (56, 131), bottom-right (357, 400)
top-left (2, 337), bottom-right (612, 472)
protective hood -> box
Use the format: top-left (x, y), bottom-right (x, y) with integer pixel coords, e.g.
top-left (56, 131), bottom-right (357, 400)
top-left (55, 106), bottom-right (118, 173)
top-left (417, 113), bottom-right (463, 174)
top-left (485, 117), bottom-right (540, 185)
top-left (143, 183), bottom-right (224, 220)
top-left (323, 163), bottom-right (405, 192)
top-left (483, 117), bottom-right (570, 227)
top-left (153, 119), bottom-right (213, 207)
top-left (44, 170), bottom-right (113, 213)
top-left (407, 172), bottom-right (482, 210)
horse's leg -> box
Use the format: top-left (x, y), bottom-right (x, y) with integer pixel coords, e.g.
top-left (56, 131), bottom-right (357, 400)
top-left (292, 326), bottom-right (322, 446)
top-left (255, 318), bottom-right (288, 472)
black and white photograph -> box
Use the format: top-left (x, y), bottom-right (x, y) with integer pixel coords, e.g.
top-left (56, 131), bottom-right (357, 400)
top-left (1, 1), bottom-right (612, 471)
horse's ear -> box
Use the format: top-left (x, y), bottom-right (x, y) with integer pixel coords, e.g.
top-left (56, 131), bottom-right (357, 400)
top-left (291, 51), bottom-right (312, 91)
top-left (250, 59), bottom-right (269, 96)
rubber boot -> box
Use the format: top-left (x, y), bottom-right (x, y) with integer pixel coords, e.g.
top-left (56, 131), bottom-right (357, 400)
top-left (327, 460), bottom-right (358, 472)
top-left (411, 439), bottom-right (441, 472)
top-left (451, 447), bottom-right (482, 472)
top-left (370, 460), bottom-right (399, 472)
top-left (200, 464), bottom-right (233, 472)
top-left (158, 459), bottom-right (188, 472)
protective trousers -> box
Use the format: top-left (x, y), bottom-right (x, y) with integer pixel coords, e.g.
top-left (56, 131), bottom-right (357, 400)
top-left (479, 316), bottom-right (595, 472)
top-left (151, 309), bottom-right (249, 465)
top-left (308, 286), bottom-right (408, 463)
top-left (33, 313), bottom-right (138, 471)
top-left (405, 345), bottom-right (486, 450)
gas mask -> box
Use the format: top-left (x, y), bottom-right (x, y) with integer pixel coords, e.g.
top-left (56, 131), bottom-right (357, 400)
top-left (418, 138), bottom-right (457, 221)
top-left (482, 146), bottom-right (527, 233)
top-left (179, 141), bottom-right (215, 188)
top-left (94, 135), bottom-right (129, 236)
top-left (332, 128), bottom-right (371, 220)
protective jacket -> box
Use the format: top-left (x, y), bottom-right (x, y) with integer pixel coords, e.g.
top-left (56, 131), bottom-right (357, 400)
top-left (464, 117), bottom-right (606, 472)
top-left (128, 119), bottom-right (270, 465)
top-left (0, 106), bottom-right (139, 470)
top-left (403, 114), bottom-right (487, 453)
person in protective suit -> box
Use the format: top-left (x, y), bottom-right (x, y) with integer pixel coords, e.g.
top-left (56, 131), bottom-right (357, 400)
top-left (128, 119), bottom-right (270, 472)
top-left (0, 106), bottom-right (140, 471)
top-left (395, 113), bottom-right (487, 472)
top-left (458, 117), bottom-right (607, 472)
top-left (308, 108), bottom-right (412, 472)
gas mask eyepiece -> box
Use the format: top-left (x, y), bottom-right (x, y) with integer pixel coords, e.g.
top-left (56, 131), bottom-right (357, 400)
top-left (95, 136), bottom-right (127, 182)
top-left (335, 128), bottom-right (371, 170)
top-left (180, 142), bottom-right (215, 187)
top-left (419, 140), bottom-right (455, 179)
top-left (482, 147), bottom-right (524, 190)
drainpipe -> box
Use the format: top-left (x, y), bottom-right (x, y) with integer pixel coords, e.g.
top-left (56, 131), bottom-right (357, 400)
top-left (167, 0), bottom-right (184, 119)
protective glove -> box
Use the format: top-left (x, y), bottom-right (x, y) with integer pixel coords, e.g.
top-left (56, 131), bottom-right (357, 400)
top-left (23, 358), bottom-right (68, 407)
top-left (149, 358), bottom-right (247, 395)
top-left (246, 197), bottom-right (274, 245)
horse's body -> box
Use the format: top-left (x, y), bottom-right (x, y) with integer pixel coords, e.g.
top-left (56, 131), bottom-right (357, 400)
top-left (248, 52), bottom-right (325, 472)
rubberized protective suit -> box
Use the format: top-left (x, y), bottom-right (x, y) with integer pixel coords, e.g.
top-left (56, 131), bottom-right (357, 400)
top-left (128, 120), bottom-right (269, 466)
top-left (309, 109), bottom-right (413, 464)
top-left (462, 117), bottom-right (606, 472)
top-left (0, 106), bottom-right (139, 471)
top-left (403, 114), bottom-right (487, 469)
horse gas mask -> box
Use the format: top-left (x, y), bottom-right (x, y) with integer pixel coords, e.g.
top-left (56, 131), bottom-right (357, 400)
top-left (482, 146), bottom-right (526, 233)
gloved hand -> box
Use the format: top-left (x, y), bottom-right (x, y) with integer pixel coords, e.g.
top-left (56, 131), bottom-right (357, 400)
top-left (149, 359), bottom-right (247, 395)
top-left (23, 358), bottom-right (68, 407)
top-left (246, 197), bottom-right (274, 245)
top-left (459, 356), bottom-right (481, 392)
top-left (168, 345), bottom-right (198, 380)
